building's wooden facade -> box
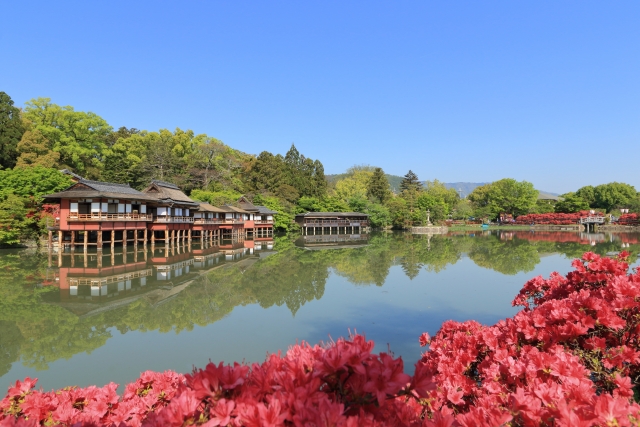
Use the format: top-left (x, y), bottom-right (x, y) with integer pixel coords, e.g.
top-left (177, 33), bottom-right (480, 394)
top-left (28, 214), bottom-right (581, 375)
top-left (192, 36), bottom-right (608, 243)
top-left (44, 178), bottom-right (276, 250)
top-left (295, 212), bottom-right (370, 235)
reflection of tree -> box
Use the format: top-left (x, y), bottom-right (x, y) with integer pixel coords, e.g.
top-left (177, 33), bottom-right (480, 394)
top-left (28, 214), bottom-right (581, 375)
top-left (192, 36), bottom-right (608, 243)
top-left (468, 236), bottom-right (540, 275)
top-left (4, 233), bottom-right (637, 375)
top-left (0, 321), bottom-right (22, 377)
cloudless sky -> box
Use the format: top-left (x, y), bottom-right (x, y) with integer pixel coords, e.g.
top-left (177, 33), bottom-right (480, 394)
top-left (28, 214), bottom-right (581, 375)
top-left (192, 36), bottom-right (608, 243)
top-left (2, 1), bottom-right (639, 193)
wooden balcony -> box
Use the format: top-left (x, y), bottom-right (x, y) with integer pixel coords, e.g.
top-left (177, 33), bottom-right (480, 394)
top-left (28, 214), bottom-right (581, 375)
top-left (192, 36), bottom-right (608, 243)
top-left (67, 213), bottom-right (153, 222)
top-left (154, 216), bottom-right (195, 223)
top-left (223, 219), bottom-right (245, 224)
top-left (193, 218), bottom-right (223, 224)
top-left (254, 220), bottom-right (274, 224)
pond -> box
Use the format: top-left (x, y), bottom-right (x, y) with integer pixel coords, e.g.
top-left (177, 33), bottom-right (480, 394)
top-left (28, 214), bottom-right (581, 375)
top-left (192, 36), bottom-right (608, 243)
top-left (1, 230), bottom-right (639, 393)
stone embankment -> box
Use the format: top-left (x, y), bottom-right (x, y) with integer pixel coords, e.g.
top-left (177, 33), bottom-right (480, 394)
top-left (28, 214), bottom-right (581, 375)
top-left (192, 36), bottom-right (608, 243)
top-left (598, 225), bottom-right (640, 232)
top-left (410, 226), bottom-right (448, 234)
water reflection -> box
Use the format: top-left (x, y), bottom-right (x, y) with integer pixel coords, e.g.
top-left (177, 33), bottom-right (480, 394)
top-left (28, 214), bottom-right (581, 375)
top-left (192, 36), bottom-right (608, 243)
top-left (1, 231), bottom-right (639, 390)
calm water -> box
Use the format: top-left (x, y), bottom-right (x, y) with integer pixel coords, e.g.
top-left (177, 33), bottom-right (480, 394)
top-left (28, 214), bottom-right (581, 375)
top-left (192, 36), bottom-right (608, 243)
top-left (1, 230), bottom-right (639, 392)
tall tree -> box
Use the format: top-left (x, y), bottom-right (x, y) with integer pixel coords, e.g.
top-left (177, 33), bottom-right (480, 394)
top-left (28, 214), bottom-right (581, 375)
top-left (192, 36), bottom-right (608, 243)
top-left (247, 151), bottom-right (287, 194)
top-left (487, 178), bottom-right (538, 217)
top-left (554, 192), bottom-right (590, 213)
top-left (21, 98), bottom-right (112, 179)
top-left (0, 92), bottom-right (25, 169)
top-left (592, 182), bottom-right (637, 212)
top-left (15, 129), bottom-right (60, 168)
top-left (399, 170), bottom-right (422, 193)
top-left (367, 167), bottom-right (391, 204)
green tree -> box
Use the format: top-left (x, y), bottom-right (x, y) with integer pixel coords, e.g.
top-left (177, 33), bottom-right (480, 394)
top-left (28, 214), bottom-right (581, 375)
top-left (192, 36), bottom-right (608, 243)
top-left (0, 194), bottom-right (27, 244)
top-left (247, 151), bottom-right (287, 194)
top-left (555, 192), bottom-right (590, 213)
top-left (365, 203), bottom-right (391, 228)
top-left (367, 167), bottom-right (391, 204)
top-left (335, 169), bottom-right (373, 202)
top-left (399, 170), bottom-right (422, 193)
top-left (575, 186), bottom-right (596, 207)
top-left (488, 179), bottom-right (537, 217)
top-left (15, 129), bottom-right (61, 168)
top-left (592, 182), bottom-right (637, 212)
top-left (22, 98), bottom-right (112, 179)
top-left (0, 166), bottom-right (72, 201)
top-left (424, 179), bottom-right (459, 214)
top-left (0, 92), bottom-right (25, 169)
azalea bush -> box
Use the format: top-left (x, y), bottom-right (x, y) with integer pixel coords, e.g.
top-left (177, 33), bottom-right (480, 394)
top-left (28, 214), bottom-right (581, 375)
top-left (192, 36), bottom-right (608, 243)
top-left (2, 252), bottom-right (640, 426)
top-left (617, 213), bottom-right (640, 226)
top-left (514, 211), bottom-right (604, 225)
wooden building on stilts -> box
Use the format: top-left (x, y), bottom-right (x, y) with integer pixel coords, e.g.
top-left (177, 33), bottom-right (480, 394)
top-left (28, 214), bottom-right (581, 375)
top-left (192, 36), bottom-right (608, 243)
top-left (142, 180), bottom-right (200, 248)
top-left (43, 180), bottom-right (157, 252)
top-left (44, 177), bottom-right (278, 252)
top-left (295, 212), bottom-right (370, 236)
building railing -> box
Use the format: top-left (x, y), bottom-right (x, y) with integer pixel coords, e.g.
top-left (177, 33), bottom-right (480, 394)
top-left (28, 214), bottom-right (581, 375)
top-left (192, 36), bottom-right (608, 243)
top-left (193, 218), bottom-right (223, 224)
top-left (67, 213), bottom-right (153, 221)
top-left (223, 219), bottom-right (245, 224)
top-left (302, 220), bottom-right (369, 227)
top-left (254, 220), bottom-right (274, 224)
top-left (154, 216), bottom-right (195, 223)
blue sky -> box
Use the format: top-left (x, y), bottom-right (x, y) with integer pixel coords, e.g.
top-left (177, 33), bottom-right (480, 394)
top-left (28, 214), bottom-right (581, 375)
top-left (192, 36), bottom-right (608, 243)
top-left (2, 1), bottom-right (638, 193)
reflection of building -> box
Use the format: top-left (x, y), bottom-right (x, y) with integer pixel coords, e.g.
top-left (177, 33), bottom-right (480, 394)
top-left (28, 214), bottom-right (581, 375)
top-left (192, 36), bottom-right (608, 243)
top-left (44, 179), bottom-right (276, 251)
top-left (295, 212), bottom-right (369, 235)
top-left (295, 234), bottom-right (369, 250)
top-left (45, 239), bottom-right (277, 316)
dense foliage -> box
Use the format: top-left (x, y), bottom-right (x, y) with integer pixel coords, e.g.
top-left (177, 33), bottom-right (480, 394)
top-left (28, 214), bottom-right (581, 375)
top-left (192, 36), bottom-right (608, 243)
top-left (2, 252), bottom-right (640, 426)
top-left (1, 91), bottom-right (639, 241)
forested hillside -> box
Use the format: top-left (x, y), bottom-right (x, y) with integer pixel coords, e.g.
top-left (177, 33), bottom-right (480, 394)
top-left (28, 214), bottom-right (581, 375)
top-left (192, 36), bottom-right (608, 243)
top-left (1, 91), bottom-right (639, 245)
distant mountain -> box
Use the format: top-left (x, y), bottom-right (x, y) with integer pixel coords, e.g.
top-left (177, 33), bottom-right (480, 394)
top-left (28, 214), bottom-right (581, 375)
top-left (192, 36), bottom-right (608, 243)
top-left (326, 175), bottom-right (559, 198)
top-left (443, 182), bottom-right (489, 198)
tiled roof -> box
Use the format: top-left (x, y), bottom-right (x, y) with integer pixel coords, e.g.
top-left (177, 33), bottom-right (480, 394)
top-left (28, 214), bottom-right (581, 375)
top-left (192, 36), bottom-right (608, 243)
top-left (80, 180), bottom-right (146, 195)
top-left (143, 181), bottom-right (198, 205)
top-left (43, 179), bottom-right (155, 200)
top-left (295, 212), bottom-right (369, 218)
top-left (151, 180), bottom-right (181, 190)
top-left (196, 202), bottom-right (227, 213)
top-left (255, 206), bottom-right (278, 214)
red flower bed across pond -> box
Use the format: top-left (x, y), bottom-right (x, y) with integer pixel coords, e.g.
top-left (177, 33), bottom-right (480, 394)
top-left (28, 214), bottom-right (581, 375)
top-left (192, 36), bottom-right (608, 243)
top-left (2, 252), bottom-right (640, 426)
top-left (514, 211), bottom-right (604, 225)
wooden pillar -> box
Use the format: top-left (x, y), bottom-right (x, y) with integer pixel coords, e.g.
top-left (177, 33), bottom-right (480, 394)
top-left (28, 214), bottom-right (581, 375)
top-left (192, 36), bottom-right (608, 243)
top-left (151, 229), bottom-right (155, 245)
top-left (123, 230), bottom-right (127, 249)
top-left (188, 229), bottom-right (192, 242)
top-left (97, 230), bottom-right (103, 250)
top-left (70, 231), bottom-right (76, 250)
top-left (98, 251), bottom-right (102, 268)
top-left (58, 248), bottom-right (62, 267)
top-left (48, 231), bottom-right (53, 249)
top-left (83, 230), bottom-right (88, 251)
top-left (58, 230), bottom-right (63, 249)
top-left (111, 230), bottom-right (115, 250)
top-left (144, 228), bottom-right (148, 248)
top-left (165, 229), bottom-right (169, 246)
top-left (134, 229), bottom-right (139, 248)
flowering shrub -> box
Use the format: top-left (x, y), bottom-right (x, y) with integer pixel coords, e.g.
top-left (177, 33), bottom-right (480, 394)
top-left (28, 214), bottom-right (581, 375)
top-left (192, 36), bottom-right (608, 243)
top-left (515, 211), bottom-right (604, 225)
top-left (617, 213), bottom-right (640, 226)
top-left (2, 252), bottom-right (640, 426)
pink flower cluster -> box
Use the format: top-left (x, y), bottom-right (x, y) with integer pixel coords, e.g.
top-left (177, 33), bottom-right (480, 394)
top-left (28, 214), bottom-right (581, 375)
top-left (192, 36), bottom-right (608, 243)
top-left (2, 252), bottom-right (640, 426)
top-left (515, 211), bottom-right (603, 225)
